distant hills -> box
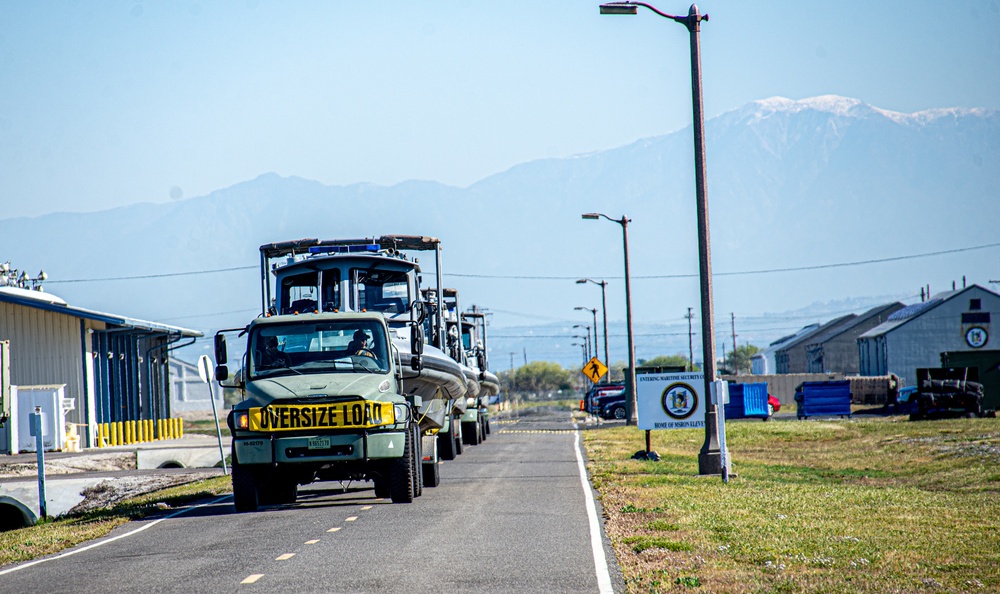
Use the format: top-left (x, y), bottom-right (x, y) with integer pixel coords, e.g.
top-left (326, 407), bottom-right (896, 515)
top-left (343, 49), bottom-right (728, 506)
top-left (3, 95), bottom-right (997, 368)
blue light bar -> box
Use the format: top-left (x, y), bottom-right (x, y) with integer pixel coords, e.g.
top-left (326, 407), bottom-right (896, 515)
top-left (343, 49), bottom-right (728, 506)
top-left (309, 244), bottom-right (380, 254)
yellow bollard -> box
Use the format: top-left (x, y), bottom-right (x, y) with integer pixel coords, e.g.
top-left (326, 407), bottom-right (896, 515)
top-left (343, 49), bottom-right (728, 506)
top-left (110, 422), bottom-right (118, 447)
top-left (136, 419), bottom-right (144, 443)
top-left (97, 423), bottom-right (105, 448)
top-left (125, 421), bottom-right (133, 445)
top-left (158, 419), bottom-right (165, 441)
top-left (147, 419), bottom-right (153, 442)
top-left (178, 417), bottom-right (184, 439)
top-left (117, 421), bottom-right (124, 446)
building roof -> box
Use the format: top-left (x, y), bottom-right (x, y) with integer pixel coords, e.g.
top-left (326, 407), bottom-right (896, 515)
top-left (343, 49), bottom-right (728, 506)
top-left (859, 285), bottom-right (993, 340)
top-left (0, 286), bottom-right (202, 337)
top-left (805, 302), bottom-right (905, 347)
top-left (752, 324), bottom-right (821, 361)
top-left (776, 314), bottom-right (857, 354)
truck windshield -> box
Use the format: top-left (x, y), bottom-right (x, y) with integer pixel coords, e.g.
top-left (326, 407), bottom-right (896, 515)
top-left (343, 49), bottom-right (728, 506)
top-left (249, 319), bottom-right (390, 379)
top-left (353, 268), bottom-right (410, 315)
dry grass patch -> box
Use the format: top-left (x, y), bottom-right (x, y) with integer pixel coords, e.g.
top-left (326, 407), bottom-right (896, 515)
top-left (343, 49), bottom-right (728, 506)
top-left (586, 417), bottom-right (1000, 593)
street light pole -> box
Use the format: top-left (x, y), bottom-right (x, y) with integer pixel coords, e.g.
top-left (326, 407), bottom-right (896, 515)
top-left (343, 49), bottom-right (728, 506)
top-left (576, 280), bottom-right (610, 383)
top-left (599, 2), bottom-right (726, 475)
top-left (573, 325), bottom-right (592, 360)
top-left (574, 307), bottom-right (599, 365)
top-left (582, 213), bottom-right (637, 426)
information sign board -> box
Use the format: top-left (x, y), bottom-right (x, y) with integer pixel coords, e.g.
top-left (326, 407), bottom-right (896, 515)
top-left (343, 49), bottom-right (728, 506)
top-left (636, 372), bottom-right (706, 430)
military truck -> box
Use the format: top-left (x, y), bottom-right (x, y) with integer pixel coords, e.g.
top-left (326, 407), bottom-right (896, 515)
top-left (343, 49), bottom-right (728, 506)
top-left (216, 312), bottom-right (426, 511)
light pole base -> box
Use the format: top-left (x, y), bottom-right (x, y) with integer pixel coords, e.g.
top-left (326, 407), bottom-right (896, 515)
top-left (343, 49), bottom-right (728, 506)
top-left (698, 450), bottom-right (730, 475)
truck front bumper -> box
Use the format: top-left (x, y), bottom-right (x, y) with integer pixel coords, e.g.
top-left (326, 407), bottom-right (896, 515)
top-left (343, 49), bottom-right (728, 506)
top-left (234, 431), bottom-right (406, 465)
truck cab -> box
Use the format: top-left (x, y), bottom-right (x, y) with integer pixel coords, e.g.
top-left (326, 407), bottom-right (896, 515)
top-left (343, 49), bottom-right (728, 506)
top-left (218, 312), bottom-right (423, 511)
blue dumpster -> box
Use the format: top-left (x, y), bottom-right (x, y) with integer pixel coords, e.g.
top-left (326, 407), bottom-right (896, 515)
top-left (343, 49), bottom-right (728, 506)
top-left (725, 382), bottom-right (770, 420)
top-left (795, 380), bottom-right (852, 419)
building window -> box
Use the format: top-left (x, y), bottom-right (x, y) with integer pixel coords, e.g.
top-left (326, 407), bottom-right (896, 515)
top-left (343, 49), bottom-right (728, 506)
top-left (970, 298), bottom-right (982, 311)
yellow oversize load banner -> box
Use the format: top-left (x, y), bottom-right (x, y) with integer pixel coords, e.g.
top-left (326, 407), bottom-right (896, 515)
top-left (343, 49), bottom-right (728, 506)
top-left (248, 401), bottom-right (395, 432)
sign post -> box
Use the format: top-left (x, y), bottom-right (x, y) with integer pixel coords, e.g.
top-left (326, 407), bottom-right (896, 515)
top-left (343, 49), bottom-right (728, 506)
top-left (198, 355), bottom-right (228, 475)
top-left (581, 357), bottom-right (608, 384)
top-left (30, 407), bottom-right (48, 518)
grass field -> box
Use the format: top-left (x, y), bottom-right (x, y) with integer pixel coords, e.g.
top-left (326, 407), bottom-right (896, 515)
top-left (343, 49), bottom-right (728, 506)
top-left (584, 415), bottom-right (1000, 593)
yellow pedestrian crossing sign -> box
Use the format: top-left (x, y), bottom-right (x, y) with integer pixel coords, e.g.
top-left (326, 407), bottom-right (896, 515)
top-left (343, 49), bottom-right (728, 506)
top-left (581, 357), bottom-right (608, 383)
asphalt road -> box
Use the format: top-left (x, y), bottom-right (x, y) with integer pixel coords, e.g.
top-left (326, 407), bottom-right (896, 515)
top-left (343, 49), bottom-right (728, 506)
top-left (1, 407), bottom-right (623, 593)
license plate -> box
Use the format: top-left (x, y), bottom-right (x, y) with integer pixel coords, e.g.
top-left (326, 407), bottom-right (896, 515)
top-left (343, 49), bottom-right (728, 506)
top-left (308, 437), bottom-right (331, 450)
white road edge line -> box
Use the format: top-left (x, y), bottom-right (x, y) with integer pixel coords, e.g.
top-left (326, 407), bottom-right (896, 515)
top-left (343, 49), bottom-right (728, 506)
top-left (0, 495), bottom-right (232, 577)
top-left (574, 429), bottom-right (614, 594)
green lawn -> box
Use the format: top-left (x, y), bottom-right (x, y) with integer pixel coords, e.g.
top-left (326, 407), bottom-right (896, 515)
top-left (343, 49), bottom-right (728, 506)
top-left (585, 416), bottom-right (1000, 593)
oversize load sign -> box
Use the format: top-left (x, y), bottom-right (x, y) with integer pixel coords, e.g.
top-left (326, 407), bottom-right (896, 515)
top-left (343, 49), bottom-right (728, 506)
top-left (248, 401), bottom-right (395, 431)
top-left (636, 372), bottom-right (706, 430)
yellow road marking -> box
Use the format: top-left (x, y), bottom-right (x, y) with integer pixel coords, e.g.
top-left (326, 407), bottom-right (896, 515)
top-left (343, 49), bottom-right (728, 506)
top-left (345, 516), bottom-right (358, 522)
top-left (241, 574), bottom-right (265, 584)
top-left (327, 527), bottom-right (342, 533)
top-left (275, 553), bottom-right (295, 561)
top-left (305, 539), bottom-right (320, 545)
top-left (360, 505), bottom-right (373, 510)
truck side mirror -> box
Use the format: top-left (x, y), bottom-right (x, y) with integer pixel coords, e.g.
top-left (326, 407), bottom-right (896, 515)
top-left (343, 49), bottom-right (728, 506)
top-left (411, 323), bottom-right (424, 356)
top-left (215, 364), bottom-right (229, 382)
top-left (214, 333), bottom-right (228, 365)
top-left (411, 355), bottom-right (423, 372)
top-left (477, 351), bottom-right (486, 372)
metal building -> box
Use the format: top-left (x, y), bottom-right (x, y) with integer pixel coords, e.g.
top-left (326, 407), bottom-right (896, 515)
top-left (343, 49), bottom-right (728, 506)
top-left (858, 285), bottom-right (1000, 386)
top-left (0, 285), bottom-right (201, 451)
top-left (774, 314), bottom-right (857, 374)
top-left (804, 302), bottom-right (905, 374)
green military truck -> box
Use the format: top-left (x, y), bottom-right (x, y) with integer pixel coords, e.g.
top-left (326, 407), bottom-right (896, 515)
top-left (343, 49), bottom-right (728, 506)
top-left (216, 312), bottom-right (425, 511)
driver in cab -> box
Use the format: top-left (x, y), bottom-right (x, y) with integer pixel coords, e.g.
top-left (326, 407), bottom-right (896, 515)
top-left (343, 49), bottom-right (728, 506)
top-left (347, 329), bottom-right (377, 359)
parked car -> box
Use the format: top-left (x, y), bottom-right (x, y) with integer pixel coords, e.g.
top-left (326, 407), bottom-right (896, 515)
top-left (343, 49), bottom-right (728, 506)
top-left (599, 396), bottom-right (627, 420)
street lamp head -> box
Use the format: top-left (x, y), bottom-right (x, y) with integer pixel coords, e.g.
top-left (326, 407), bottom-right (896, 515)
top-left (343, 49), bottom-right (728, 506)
top-left (599, 2), bottom-right (638, 15)
top-left (581, 213), bottom-right (600, 220)
top-left (575, 279), bottom-right (588, 284)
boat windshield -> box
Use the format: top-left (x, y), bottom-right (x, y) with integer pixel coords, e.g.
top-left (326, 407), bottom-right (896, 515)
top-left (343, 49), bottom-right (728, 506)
top-left (249, 319), bottom-right (390, 379)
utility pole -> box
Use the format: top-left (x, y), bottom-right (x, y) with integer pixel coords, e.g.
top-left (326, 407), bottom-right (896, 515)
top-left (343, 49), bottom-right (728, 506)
top-left (685, 307), bottom-right (694, 371)
top-left (523, 348), bottom-right (527, 366)
top-left (731, 313), bottom-right (738, 375)
top-left (509, 352), bottom-right (515, 372)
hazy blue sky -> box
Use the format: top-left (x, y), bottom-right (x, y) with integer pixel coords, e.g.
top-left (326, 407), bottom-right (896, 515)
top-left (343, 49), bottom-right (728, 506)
top-left (1, 1), bottom-right (998, 219)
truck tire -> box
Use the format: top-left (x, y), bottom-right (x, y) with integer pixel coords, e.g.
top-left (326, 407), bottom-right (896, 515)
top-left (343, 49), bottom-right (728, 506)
top-left (454, 418), bottom-right (464, 455)
top-left (439, 421), bottom-right (457, 461)
top-left (232, 464), bottom-right (260, 513)
top-left (422, 460), bottom-right (440, 488)
top-left (373, 476), bottom-right (390, 499)
top-left (479, 415), bottom-right (488, 442)
top-left (412, 424), bottom-right (423, 499)
top-left (462, 421), bottom-right (480, 446)
top-left (485, 417), bottom-right (491, 435)
top-left (389, 426), bottom-right (415, 503)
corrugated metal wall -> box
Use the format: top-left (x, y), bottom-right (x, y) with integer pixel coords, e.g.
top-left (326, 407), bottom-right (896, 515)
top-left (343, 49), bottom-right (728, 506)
top-left (0, 302), bottom-right (85, 425)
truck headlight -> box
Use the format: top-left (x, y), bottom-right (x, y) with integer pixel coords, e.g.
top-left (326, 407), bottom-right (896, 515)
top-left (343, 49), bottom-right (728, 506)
top-left (393, 403), bottom-right (410, 424)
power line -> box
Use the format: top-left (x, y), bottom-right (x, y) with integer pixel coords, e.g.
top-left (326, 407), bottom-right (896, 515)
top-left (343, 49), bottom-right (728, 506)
top-left (40, 241), bottom-right (999, 285)
top-left (47, 265), bottom-right (256, 284)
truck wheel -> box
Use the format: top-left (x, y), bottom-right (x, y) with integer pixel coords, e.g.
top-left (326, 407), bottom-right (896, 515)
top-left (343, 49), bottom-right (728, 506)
top-left (232, 464), bottom-right (260, 513)
top-left (485, 417), bottom-right (491, 435)
top-left (454, 419), bottom-right (464, 455)
top-left (412, 424), bottom-right (423, 499)
top-left (373, 476), bottom-right (390, 499)
top-left (438, 423), bottom-right (457, 461)
top-left (422, 460), bottom-right (440, 488)
top-left (389, 427), bottom-right (415, 503)
top-left (479, 415), bottom-right (488, 442)
top-left (462, 421), bottom-right (480, 446)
